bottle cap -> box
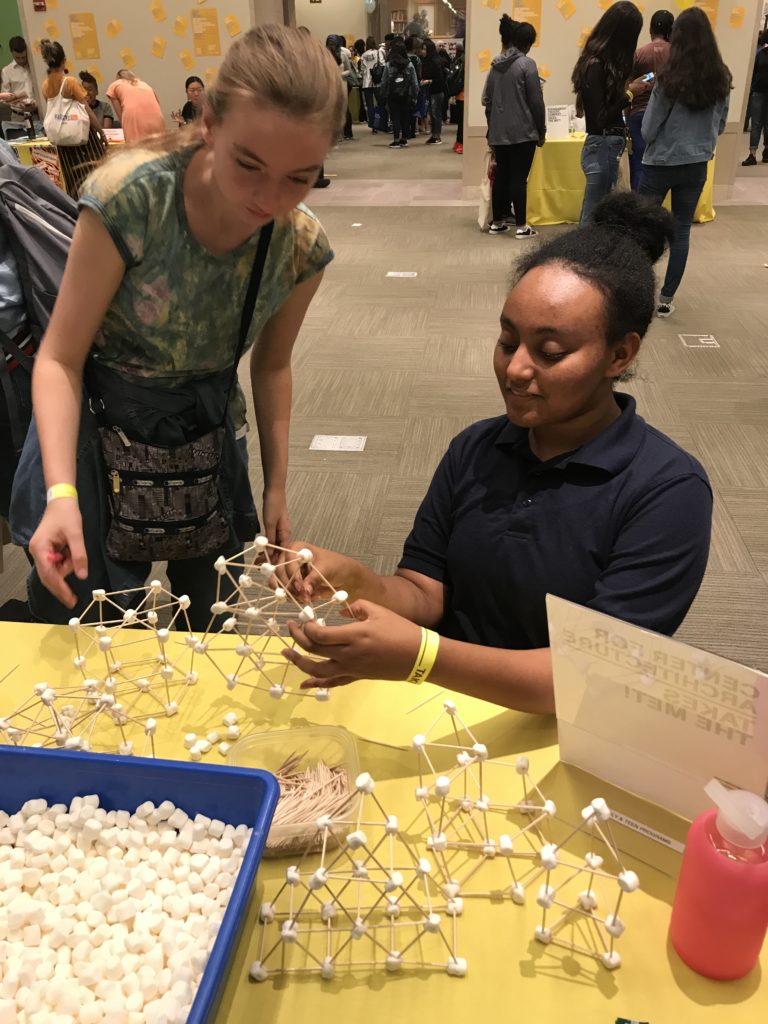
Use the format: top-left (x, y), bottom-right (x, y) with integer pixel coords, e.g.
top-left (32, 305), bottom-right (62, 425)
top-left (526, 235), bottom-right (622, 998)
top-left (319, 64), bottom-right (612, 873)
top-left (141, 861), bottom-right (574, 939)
top-left (704, 778), bottom-right (768, 849)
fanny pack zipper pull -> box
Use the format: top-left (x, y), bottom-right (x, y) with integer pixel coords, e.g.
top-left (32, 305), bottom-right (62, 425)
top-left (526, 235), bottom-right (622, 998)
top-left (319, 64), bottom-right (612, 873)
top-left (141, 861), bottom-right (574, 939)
top-left (112, 426), bottom-right (131, 448)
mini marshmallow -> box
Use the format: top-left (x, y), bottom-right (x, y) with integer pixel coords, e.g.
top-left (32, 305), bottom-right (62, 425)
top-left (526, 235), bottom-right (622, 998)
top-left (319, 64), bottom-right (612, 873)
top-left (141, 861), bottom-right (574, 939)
top-left (222, 712), bottom-right (238, 727)
top-left (355, 772), bottom-right (375, 794)
top-left (183, 734), bottom-right (197, 750)
top-left (217, 743), bottom-right (231, 757)
top-left (314, 688), bottom-right (331, 703)
top-left (446, 956), bottom-right (467, 978)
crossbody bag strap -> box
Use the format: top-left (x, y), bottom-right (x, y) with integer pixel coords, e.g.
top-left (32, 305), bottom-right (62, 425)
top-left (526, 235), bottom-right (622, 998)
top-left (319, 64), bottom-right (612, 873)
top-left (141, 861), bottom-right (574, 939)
top-left (221, 219), bottom-right (274, 425)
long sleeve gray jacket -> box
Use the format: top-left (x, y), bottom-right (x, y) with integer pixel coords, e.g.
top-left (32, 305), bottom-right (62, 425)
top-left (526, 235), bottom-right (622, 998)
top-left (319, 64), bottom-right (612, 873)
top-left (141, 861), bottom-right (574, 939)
top-left (482, 48), bottom-right (546, 145)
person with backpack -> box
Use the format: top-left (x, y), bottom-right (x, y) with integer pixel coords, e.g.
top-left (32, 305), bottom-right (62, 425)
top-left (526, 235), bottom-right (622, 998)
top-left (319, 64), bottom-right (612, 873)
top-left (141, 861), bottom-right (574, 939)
top-left (360, 36), bottom-right (384, 132)
top-left (446, 44), bottom-right (465, 153)
top-left (482, 18), bottom-right (546, 237)
top-left (11, 26), bottom-right (345, 631)
top-left (380, 41), bottom-right (419, 148)
top-left (420, 39), bottom-right (447, 144)
top-left (40, 39), bottom-right (107, 199)
top-left (404, 36), bottom-right (422, 138)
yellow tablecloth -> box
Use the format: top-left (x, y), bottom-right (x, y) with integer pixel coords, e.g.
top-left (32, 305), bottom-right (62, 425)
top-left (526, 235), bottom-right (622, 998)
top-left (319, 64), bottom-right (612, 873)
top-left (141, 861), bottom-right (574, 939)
top-left (0, 622), bottom-right (764, 1023)
top-left (527, 133), bottom-right (715, 226)
top-left (10, 133), bottom-right (124, 193)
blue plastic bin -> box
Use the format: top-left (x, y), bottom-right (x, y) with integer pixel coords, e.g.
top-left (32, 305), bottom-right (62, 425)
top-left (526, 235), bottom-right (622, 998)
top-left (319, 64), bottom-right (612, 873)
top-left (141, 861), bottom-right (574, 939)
top-left (0, 745), bottom-right (279, 1023)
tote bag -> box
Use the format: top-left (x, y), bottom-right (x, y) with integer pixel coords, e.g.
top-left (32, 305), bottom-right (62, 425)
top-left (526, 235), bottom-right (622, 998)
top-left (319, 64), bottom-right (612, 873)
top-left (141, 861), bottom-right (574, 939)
top-left (44, 81), bottom-right (90, 146)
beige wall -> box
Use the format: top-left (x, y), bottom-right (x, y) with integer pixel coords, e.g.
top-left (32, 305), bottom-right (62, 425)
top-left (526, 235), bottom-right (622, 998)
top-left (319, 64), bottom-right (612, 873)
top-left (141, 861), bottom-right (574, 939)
top-left (294, 0), bottom-right (370, 42)
top-left (17, 0), bottom-right (261, 132)
top-left (464, 0), bottom-right (763, 191)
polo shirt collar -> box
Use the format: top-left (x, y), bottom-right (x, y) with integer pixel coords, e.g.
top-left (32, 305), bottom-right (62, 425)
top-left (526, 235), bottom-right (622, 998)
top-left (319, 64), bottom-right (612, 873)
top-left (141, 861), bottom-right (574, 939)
top-left (495, 393), bottom-right (644, 475)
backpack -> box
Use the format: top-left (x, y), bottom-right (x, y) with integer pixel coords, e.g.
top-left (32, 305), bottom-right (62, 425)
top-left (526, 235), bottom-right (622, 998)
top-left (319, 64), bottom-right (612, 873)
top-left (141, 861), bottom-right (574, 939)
top-left (389, 66), bottom-right (411, 101)
top-left (371, 60), bottom-right (385, 86)
top-left (446, 59), bottom-right (465, 98)
top-left (0, 158), bottom-right (76, 452)
top-left (43, 81), bottom-right (90, 146)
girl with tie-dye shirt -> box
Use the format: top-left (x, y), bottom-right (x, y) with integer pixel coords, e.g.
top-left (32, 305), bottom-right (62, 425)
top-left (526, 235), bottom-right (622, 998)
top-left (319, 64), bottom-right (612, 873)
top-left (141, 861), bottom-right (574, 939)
top-left (14, 26), bottom-right (346, 627)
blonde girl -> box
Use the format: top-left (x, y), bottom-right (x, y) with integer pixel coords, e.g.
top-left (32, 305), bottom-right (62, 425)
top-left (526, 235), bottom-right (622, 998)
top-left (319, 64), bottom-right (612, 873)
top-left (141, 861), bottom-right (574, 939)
top-left (12, 25), bottom-right (345, 630)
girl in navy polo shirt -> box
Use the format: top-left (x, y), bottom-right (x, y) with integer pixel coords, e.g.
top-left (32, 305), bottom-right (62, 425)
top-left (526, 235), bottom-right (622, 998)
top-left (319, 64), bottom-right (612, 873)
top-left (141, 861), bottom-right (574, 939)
top-left (283, 193), bottom-right (711, 714)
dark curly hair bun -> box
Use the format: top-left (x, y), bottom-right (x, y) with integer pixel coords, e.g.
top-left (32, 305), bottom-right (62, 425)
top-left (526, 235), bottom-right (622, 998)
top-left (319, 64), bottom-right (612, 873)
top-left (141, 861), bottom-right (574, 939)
top-left (590, 191), bottom-right (675, 265)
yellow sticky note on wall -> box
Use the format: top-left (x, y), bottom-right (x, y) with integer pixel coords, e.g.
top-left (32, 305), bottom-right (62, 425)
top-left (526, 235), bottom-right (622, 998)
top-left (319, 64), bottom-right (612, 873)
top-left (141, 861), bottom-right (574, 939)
top-left (477, 49), bottom-right (492, 72)
top-left (481, 0), bottom-right (501, 8)
top-left (578, 26), bottom-right (592, 48)
top-left (538, 64), bottom-right (551, 79)
top-left (729, 5), bottom-right (745, 26)
top-left (223, 14), bottom-right (241, 37)
top-left (120, 48), bottom-right (137, 70)
top-left (44, 20), bottom-right (60, 40)
top-left (204, 66), bottom-right (218, 85)
top-left (151, 37), bottom-right (167, 58)
top-left (47, 0), bottom-right (59, 8)
top-left (598, 0), bottom-right (612, 9)
top-left (558, 0), bottom-right (577, 18)
top-left (105, 19), bottom-right (122, 39)
top-left (173, 16), bottom-right (188, 36)
top-left (151, 1), bottom-right (167, 23)
top-left (86, 65), bottom-right (103, 84)
top-left (179, 49), bottom-right (196, 71)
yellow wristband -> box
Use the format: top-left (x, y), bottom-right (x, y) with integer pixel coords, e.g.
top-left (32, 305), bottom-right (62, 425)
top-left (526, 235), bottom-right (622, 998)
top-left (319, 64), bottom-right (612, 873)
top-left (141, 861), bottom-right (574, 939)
top-left (626, 89), bottom-right (634, 102)
top-left (46, 483), bottom-right (78, 503)
top-left (407, 628), bottom-right (440, 685)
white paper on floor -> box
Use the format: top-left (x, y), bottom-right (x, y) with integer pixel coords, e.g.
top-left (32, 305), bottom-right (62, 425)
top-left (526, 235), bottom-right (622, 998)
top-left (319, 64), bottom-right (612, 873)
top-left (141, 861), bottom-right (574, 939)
top-left (678, 334), bottom-right (720, 349)
top-left (386, 271), bottom-right (418, 278)
top-left (352, 223), bottom-right (363, 228)
top-left (309, 435), bottom-right (367, 452)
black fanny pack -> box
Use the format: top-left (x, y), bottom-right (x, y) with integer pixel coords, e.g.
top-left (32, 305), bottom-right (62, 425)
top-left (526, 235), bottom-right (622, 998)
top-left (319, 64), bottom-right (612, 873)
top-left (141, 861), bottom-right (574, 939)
top-left (90, 221), bottom-right (273, 563)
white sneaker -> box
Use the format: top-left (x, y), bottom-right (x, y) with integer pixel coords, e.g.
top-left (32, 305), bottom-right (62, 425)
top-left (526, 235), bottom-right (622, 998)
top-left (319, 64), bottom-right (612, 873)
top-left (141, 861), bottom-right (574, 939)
top-left (515, 226), bottom-right (537, 239)
top-left (656, 301), bottom-right (675, 318)
top-left (488, 223), bottom-right (510, 234)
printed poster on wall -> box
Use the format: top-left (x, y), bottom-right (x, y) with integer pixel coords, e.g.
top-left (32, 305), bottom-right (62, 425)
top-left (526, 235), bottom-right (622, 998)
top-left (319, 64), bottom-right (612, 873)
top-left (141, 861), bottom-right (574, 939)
top-left (694, 0), bottom-right (720, 28)
top-left (512, 0), bottom-right (542, 46)
top-left (191, 7), bottom-right (222, 57)
top-left (69, 12), bottom-right (100, 60)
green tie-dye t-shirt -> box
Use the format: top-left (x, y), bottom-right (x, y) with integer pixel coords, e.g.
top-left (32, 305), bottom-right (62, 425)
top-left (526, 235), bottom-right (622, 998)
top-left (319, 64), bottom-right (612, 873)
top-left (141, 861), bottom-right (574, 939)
top-left (78, 143), bottom-right (333, 386)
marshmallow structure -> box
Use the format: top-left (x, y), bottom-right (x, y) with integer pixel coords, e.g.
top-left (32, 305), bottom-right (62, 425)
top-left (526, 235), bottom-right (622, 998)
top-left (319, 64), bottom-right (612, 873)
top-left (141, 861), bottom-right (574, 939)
top-left (0, 794), bottom-right (251, 1022)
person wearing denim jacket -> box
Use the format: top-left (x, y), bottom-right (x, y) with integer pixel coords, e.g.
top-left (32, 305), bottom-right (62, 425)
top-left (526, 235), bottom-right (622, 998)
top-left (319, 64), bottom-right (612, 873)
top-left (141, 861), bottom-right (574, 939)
top-left (638, 7), bottom-right (730, 317)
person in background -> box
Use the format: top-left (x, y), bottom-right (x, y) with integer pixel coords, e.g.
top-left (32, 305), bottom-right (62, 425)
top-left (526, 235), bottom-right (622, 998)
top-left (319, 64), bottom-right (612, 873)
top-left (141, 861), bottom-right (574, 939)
top-left (360, 36), bottom-right (383, 132)
top-left (171, 75), bottom-right (205, 127)
top-left (79, 71), bottom-right (115, 129)
top-left (483, 18), bottom-right (545, 238)
top-left (404, 35), bottom-right (422, 138)
top-left (380, 40), bottom-right (418, 148)
top-left (421, 39), bottom-right (446, 145)
top-left (106, 69), bottom-right (165, 144)
top-left (450, 44), bottom-right (465, 153)
top-left (742, 30), bottom-right (768, 166)
top-left (349, 40), bottom-right (365, 125)
top-left (1, 37), bottom-right (37, 123)
top-left (572, 2), bottom-right (644, 222)
top-left (437, 43), bottom-right (452, 125)
top-left (326, 36), bottom-right (357, 140)
top-left (627, 10), bottom-right (674, 190)
top-left (281, 195), bottom-right (711, 715)
top-left (40, 40), bottom-right (107, 199)
top-left (639, 7), bottom-right (730, 317)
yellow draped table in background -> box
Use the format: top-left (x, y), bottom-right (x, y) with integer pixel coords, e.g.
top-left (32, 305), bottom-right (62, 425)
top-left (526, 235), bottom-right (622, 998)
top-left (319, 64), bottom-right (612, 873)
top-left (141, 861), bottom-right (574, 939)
top-left (527, 132), bottom-right (715, 226)
top-left (0, 622), bottom-right (763, 1023)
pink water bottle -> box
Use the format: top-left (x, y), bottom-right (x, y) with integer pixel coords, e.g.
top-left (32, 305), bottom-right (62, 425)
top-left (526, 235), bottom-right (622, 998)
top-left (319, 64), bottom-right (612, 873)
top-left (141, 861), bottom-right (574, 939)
top-left (669, 779), bottom-right (768, 980)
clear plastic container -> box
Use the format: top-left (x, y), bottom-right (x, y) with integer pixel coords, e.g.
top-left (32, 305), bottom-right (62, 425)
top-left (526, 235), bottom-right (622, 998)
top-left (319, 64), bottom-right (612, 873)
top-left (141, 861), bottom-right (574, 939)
top-left (228, 725), bottom-right (361, 858)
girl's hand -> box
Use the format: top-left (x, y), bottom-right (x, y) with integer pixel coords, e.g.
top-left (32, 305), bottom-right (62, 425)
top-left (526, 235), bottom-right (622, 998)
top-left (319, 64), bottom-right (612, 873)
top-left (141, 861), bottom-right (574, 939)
top-left (28, 498), bottom-right (88, 609)
top-left (628, 75), bottom-right (652, 97)
top-left (170, 109), bottom-right (185, 125)
top-left (262, 488), bottom-right (291, 549)
top-left (283, 599), bottom-right (423, 690)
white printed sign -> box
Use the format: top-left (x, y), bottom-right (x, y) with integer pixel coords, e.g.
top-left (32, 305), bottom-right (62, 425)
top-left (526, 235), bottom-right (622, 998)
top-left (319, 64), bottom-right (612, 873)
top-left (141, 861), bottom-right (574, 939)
top-left (548, 595), bottom-right (768, 821)
top-left (546, 105), bottom-right (570, 140)
top-left (309, 435), bottom-right (367, 452)
top-left (679, 333), bottom-right (719, 349)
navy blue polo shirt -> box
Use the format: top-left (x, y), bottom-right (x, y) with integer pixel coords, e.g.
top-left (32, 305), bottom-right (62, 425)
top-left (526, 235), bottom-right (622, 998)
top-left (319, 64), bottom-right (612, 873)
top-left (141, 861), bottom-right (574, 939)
top-left (399, 394), bottom-right (712, 649)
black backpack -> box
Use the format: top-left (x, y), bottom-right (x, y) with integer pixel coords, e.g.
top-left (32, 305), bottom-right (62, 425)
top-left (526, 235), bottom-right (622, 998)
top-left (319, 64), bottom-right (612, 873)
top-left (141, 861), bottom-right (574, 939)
top-left (389, 65), bottom-right (411, 101)
top-left (0, 156), bottom-right (76, 453)
top-left (446, 58), bottom-right (465, 98)
top-left (371, 61), bottom-right (385, 86)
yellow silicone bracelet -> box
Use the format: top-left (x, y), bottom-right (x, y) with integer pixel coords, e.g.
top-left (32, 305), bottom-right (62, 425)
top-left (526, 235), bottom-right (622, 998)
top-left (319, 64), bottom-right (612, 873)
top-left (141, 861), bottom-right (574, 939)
top-left (407, 628), bottom-right (440, 685)
top-left (46, 483), bottom-right (78, 503)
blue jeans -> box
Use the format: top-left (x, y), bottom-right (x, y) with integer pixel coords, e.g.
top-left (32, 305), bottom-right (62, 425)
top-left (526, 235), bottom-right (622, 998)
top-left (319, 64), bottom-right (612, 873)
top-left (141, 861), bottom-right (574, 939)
top-left (639, 161), bottom-right (708, 301)
top-left (627, 111), bottom-right (646, 191)
top-left (429, 92), bottom-right (444, 139)
top-left (579, 134), bottom-right (626, 223)
top-left (749, 91), bottom-right (768, 151)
